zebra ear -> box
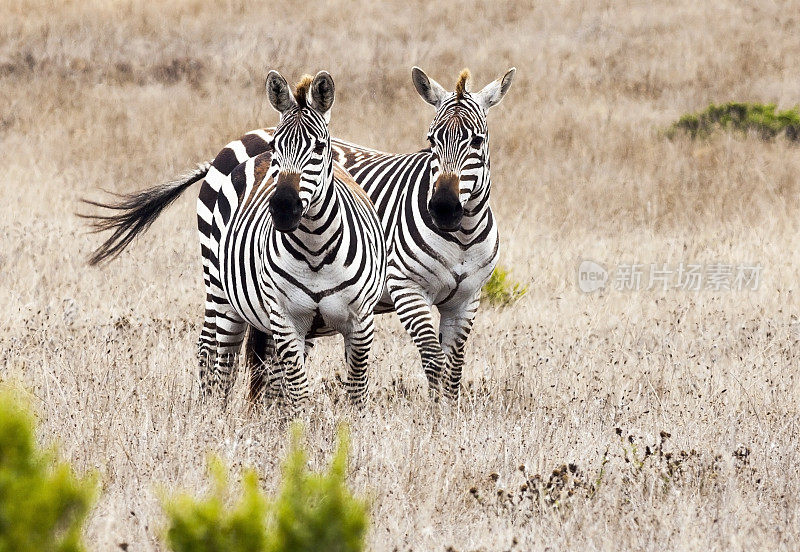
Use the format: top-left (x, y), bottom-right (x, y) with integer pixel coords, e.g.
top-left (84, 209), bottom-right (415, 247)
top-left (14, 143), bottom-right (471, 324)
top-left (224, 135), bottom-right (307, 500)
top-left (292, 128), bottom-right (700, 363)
top-left (309, 71), bottom-right (335, 123)
top-left (265, 70), bottom-right (294, 114)
top-left (412, 67), bottom-right (448, 108)
top-left (476, 68), bottom-right (516, 110)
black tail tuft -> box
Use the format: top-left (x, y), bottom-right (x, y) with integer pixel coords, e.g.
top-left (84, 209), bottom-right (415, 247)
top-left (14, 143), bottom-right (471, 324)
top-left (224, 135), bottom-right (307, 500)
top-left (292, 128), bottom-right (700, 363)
top-left (79, 162), bottom-right (212, 265)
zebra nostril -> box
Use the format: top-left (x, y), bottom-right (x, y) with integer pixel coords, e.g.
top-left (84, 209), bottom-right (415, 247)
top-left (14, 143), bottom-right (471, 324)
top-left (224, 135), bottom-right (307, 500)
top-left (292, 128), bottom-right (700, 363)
top-left (428, 190), bottom-right (463, 231)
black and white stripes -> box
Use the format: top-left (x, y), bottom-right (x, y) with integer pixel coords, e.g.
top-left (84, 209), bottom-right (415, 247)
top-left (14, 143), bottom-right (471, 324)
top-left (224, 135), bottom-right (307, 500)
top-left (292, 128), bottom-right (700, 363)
top-left (244, 67), bottom-right (516, 400)
top-left (85, 71), bottom-right (386, 408)
top-left (199, 71), bottom-right (386, 406)
top-left (84, 66), bottom-right (514, 405)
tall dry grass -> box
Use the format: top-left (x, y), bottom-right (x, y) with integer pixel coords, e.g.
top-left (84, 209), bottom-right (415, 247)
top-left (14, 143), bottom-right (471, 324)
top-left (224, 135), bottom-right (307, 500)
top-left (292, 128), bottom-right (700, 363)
top-left (2, 0), bottom-right (800, 550)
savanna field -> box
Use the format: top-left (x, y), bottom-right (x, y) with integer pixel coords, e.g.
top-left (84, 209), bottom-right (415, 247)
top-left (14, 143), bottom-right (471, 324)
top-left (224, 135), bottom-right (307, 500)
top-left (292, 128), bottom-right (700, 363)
top-left (2, 1), bottom-right (800, 550)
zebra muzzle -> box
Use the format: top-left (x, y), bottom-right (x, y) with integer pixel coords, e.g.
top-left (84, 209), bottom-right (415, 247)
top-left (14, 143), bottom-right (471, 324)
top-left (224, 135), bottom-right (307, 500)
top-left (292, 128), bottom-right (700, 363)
top-left (428, 174), bottom-right (463, 231)
top-left (270, 174), bottom-right (303, 232)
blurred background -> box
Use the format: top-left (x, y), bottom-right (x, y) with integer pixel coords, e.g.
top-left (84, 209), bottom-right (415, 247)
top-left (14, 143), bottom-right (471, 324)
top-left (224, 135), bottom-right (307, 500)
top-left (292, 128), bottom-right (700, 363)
top-left (2, 1), bottom-right (800, 550)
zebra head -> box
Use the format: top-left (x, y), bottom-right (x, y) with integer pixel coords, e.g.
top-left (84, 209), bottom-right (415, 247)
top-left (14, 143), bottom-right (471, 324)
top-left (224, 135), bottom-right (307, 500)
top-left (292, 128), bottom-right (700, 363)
top-left (264, 70), bottom-right (335, 233)
top-left (412, 67), bottom-right (515, 232)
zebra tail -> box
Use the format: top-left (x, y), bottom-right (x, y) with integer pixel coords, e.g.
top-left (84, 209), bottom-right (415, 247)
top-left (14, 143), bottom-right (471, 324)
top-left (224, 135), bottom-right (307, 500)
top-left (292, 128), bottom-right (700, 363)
top-left (79, 162), bottom-right (212, 265)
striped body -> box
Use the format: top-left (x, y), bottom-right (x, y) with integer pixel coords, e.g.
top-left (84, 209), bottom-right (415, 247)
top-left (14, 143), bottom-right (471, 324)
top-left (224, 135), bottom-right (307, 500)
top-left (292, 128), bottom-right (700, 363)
top-left (196, 72), bottom-right (386, 406)
top-left (216, 158), bottom-right (385, 338)
top-left (198, 80), bottom-right (504, 399)
top-left (332, 139), bottom-right (499, 313)
top-left (84, 68), bottom-right (513, 403)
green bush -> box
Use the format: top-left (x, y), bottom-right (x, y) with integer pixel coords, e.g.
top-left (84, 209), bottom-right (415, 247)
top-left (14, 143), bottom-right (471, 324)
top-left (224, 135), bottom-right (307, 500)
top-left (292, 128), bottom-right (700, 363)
top-left (0, 383), bottom-right (96, 552)
top-left (163, 458), bottom-right (269, 552)
top-left (163, 424), bottom-right (368, 552)
top-left (481, 266), bottom-right (528, 307)
top-left (269, 425), bottom-right (368, 552)
top-left (667, 102), bottom-right (800, 141)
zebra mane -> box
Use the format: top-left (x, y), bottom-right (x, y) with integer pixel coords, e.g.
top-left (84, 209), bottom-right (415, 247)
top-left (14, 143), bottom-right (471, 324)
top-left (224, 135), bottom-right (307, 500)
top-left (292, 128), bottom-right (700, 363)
top-left (455, 68), bottom-right (471, 100)
top-left (293, 74), bottom-right (314, 107)
top-left (333, 163), bottom-right (373, 207)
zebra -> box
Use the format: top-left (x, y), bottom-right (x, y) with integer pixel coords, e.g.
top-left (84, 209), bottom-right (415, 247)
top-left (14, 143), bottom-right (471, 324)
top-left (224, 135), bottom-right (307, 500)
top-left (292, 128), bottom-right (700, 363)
top-left (87, 66), bottom-right (515, 401)
top-left (84, 71), bottom-right (387, 407)
top-left (201, 67), bottom-right (516, 401)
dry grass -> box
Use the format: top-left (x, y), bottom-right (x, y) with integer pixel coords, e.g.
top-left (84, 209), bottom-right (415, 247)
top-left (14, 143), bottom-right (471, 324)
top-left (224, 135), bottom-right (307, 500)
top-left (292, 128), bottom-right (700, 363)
top-left (2, 0), bottom-right (800, 550)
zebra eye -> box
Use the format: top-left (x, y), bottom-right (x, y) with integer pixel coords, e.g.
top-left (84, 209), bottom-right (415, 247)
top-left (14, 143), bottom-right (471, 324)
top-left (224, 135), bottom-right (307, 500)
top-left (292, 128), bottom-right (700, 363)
top-left (313, 140), bottom-right (326, 155)
top-left (427, 134), bottom-right (435, 147)
top-left (470, 135), bottom-right (485, 149)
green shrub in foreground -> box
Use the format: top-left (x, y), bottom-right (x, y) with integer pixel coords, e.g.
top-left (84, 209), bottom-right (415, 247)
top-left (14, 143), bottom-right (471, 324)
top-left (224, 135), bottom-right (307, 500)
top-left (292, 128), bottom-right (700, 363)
top-left (481, 266), bottom-right (528, 307)
top-left (163, 458), bottom-right (268, 552)
top-left (0, 383), bottom-right (96, 552)
top-left (163, 424), bottom-right (368, 552)
top-left (667, 102), bottom-right (800, 141)
top-left (270, 425), bottom-right (368, 552)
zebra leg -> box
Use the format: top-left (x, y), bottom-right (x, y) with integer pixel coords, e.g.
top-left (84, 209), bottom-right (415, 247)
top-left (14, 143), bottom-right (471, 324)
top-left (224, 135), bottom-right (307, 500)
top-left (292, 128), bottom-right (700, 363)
top-left (245, 328), bottom-right (277, 403)
top-left (438, 293), bottom-right (480, 401)
top-left (198, 225), bottom-right (220, 396)
top-left (265, 335), bottom-right (310, 404)
top-left (197, 295), bottom-right (217, 390)
top-left (343, 315), bottom-right (375, 406)
top-left (201, 309), bottom-right (247, 400)
top-left (389, 285), bottom-right (446, 397)
top-left (272, 322), bottom-right (308, 412)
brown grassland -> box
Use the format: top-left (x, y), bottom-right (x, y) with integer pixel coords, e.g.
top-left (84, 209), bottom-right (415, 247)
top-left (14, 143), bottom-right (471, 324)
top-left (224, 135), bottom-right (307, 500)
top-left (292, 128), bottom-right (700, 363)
top-left (2, 0), bottom-right (800, 550)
